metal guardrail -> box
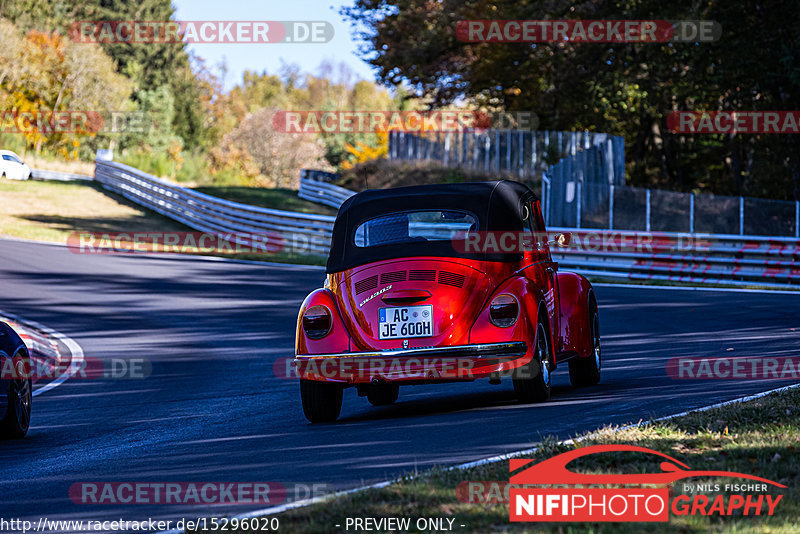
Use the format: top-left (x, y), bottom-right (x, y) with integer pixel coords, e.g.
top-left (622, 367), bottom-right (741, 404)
top-left (293, 176), bottom-right (798, 288)
top-left (94, 160), bottom-right (335, 255)
top-left (549, 228), bottom-right (799, 289)
top-left (298, 172), bottom-right (354, 209)
top-left (90, 160), bottom-right (797, 289)
top-left (31, 168), bottom-right (92, 181)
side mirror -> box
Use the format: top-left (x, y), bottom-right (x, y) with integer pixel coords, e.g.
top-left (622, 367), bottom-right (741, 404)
top-left (547, 232), bottom-right (572, 248)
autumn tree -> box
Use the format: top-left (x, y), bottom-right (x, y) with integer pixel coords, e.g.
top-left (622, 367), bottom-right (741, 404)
top-left (0, 18), bottom-right (132, 157)
top-left (214, 108), bottom-right (331, 189)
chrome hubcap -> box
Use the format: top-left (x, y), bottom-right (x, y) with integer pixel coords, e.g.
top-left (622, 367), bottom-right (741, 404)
top-left (538, 326), bottom-right (550, 387)
top-left (593, 313), bottom-right (601, 369)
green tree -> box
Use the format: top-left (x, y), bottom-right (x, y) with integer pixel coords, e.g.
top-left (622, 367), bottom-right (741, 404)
top-left (343, 0), bottom-right (800, 200)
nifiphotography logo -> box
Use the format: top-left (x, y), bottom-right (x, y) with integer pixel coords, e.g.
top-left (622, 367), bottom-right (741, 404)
top-left (508, 445), bottom-right (785, 522)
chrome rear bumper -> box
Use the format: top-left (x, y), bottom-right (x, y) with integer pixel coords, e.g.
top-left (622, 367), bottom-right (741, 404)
top-left (294, 341), bottom-right (527, 362)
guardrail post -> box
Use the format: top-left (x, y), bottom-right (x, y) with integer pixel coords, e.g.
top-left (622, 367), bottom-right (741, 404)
top-left (609, 184), bottom-right (615, 230)
top-left (472, 133), bottom-right (478, 170)
top-left (495, 130), bottom-right (501, 172)
top-left (484, 134), bottom-right (490, 171)
top-left (576, 180), bottom-right (582, 229)
top-left (506, 130), bottom-right (511, 172)
top-left (545, 130), bottom-right (550, 160)
top-left (739, 196), bottom-right (744, 235)
top-left (443, 133), bottom-right (450, 166)
top-left (690, 193), bottom-right (695, 233)
top-left (541, 172), bottom-right (550, 226)
top-left (645, 189), bottom-right (651, 232)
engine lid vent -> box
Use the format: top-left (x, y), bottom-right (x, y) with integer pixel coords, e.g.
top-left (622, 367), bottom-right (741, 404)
top-left (354, 274), bottom-right (379, 295)
top-left (409, 269), bottom-right (436, 281)
top-left (438, 271), bottom-right (466, 288)
top-left (380, 270), bottom-right (408, 284)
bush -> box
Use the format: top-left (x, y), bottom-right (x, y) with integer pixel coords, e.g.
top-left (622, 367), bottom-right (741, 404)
top-left (337, 158), bottom-right (539, 192)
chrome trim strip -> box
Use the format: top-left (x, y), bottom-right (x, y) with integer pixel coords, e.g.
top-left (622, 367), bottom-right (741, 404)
top-left (295, 341), bottom-right (527, 361)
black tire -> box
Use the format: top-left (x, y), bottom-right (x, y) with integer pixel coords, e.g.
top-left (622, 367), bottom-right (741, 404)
top-left (300, 379), bottom-right (343, 423)
top-left (367, 383), bottom-right (399, 406)
top-left (513, 320), bottom-right (552, 403)
top-left (569, 299), bottom-right (601, 387)
top-left (1, 351), bottom-right (32, 439)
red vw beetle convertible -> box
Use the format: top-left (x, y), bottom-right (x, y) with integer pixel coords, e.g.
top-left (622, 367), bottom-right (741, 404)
top-left (295, 180), bottom-right (600, 422)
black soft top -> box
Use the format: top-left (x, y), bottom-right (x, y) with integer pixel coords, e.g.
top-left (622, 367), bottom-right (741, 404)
top-left (326, 180), bottom-right (537, 273)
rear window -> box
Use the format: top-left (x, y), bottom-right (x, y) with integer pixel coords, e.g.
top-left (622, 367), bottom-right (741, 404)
top-left (354, 210), bottom-right (478, 247)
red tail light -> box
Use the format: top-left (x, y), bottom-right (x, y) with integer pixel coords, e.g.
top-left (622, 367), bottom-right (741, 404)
top-left (489, 294), bottom-right (519, 327)
top-left (302, 305), bottom-right (332, 339)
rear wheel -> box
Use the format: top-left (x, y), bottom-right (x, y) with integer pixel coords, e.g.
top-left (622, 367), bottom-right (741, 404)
top-left (300, 379), bottom-right (343, 423)
top-left (569, 299), bottom-right (601, 387)
top-left (1, 351), bottom-right (32, 439)
top-left (367, 383), bottom-right (399, 406)
top-left (513, 320), bottom-right (552, 403)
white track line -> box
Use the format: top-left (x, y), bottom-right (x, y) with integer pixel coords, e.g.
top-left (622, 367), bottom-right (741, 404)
top-left (0, 308), bottom-right (85, 397)
top-left (156, 381), bottom-right (800, 532)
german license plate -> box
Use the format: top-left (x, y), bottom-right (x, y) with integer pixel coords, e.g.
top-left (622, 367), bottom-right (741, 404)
top-left (378, 305), bottom-right (433, 339)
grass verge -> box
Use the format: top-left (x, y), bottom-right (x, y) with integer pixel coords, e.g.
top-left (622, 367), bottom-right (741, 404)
top-left (0, 178), bottom-right (186, 242)
top-left (0, 179), bottom-right (326, 266)
top-left (192, 186), bottom-right (337, 216)
top-left (243, 386), bottom-right (800, 534)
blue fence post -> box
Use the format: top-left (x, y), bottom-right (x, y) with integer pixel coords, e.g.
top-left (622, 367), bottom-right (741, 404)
top-left (739, 197), bottom-right (744, 235)
top-left (541, 171), bottom-right (550, 226)
top-left (609, 184), bottom-right (615, 230)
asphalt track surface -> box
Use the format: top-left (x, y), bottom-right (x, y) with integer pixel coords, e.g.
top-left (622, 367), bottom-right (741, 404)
top-left (1, 238), bottom-right (799, 528)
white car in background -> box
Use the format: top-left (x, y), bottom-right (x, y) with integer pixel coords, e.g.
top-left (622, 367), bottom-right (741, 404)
top-left (0, 150), bottom-right (32, 180)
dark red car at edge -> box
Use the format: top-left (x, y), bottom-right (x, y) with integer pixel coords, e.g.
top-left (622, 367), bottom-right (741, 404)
top-left (294, 180), bottom-right (601, 423)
